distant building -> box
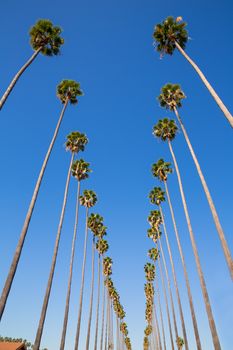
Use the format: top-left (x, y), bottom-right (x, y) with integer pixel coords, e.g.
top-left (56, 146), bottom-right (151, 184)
top-left (0, 342), bottom-right (27, 350)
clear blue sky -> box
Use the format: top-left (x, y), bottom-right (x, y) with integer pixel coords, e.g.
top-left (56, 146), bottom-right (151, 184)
top-left (0, 0), bottom-right (232, 349)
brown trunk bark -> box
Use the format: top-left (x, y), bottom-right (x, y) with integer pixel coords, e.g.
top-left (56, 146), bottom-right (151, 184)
top-left (157, 248), bottom-right (175, 350)
top-left (33, 152), bottom-right (74, 350)
top-left (168, 140), bottom-right (221, 350)
top-left (0, 97), bottom-right (69, 321)
top-left (164, 181), bottom-right (202, 350)
top-left (94, 254), bottom-right (101, 350)
top-left (175, 41), bottom-right (233, 128)
top-left (155, 274), bottom-right (167, 350)
top-left (160, 205), bottom-right (189, 350)
top-left (174, 107), bottom-right (233, 279)
top-left (74, 206), bottom-right (89, 350)
top-left (0, 47), bottom-right (42, 110)
top-left (59, 181), bottom-right (80, 350)
top-left (86, 237), bottom-right (96, 350)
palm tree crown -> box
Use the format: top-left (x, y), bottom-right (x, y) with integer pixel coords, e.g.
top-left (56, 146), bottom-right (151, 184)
top-left (158, 83), bottom-right (186, 110)
top-left (65, 132), bottom-right (88, 153)
top-left (153, 118), bottom-right (178, 141)
top-left (79, 190), bottom-right (97, 208)
top-left (148, 247), bottom-right (160, 262)
top-left (152, 158), bottom-right (172, 182)
top-left (147, 210), bottom-right (162, 228)
top-left (149, 186), bottom-right (165, 205)
top-left (57, 80), bottom-right (83, 104)
top-left (96, 239), bottom-right (109, 255)
top-left (144, 263), bottom-right (156, 282)
top-left (71, 159), bottom-right (91, 181)
top-left (29, 19), bottom-right (64, 55)
top-left (153, 16), bottom-right (188, 56)
top-left (103, 256), bottom-right (113, 277)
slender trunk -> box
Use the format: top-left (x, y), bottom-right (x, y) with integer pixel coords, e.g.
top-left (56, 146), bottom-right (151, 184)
top-left (159, 239), bottom-right (179, 346)
top-left (175, 41), bottom-right (233, 128)
top-left (154, 305), bottom-right (162, 350)
top-left (0, 47), bottom-right (42, 110)
top-left (0, 98), bottom-right (69, 321)
top-left (110, 302), bottom-right (114, 349)
top-left (156, 275), bottom-right (167, 350)
top-left (153, 308), bottom-right (160, 350)
top-left (94, 254), bottom-right (101, 350)
top-left (74, 207), bottom-right (90, 350)
top-left (100, 274), bottom-right (106, 350)
top-left (168, 140), bottom-right (221, 350)
top-left (157, 250), bottom-right (175, 350)
top-left (85, 237), bottom-right (96, 349)
top-left (159, 205), bottom-right (189, 350)
top-left (164, 181), bottom-right (202, 350)
top-left (33, 152), bottom-right (74, 350)
top-left (108, 296), bottom-right (111, 349)
top-left (105, 295), bottom-right (109, 350)
top-left (59, 181), bottom-right (80, 350)
top-left (174, 107), bottom-right (233, 279)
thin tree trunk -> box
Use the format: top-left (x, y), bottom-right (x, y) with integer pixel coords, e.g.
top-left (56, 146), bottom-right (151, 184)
top-left (0, 97), bottom-right (69, 321)
top-left (33, 152), bottom-right (74, 350)
top-left (100, 275), bottom-right (106, 350)
top-left (94, 254), bottom-right (101, 350)
top-left (154, 305), bottom-right (162, 350)
top-left (85, 237), bottom-right (96, 350)
top-left (159, 205), bottom-right (189, 350)
top-left (174, 107), bottom-right (233, 279)
top-left (175, 41), bottom-right (233, 128)
top-left (59, 181), bottom-right (80, 350)
top-left (168, 140), bottom-right (221, 350)
top-left (105, 295), bottom-right (109, 350)
top-left (164, 181), bottom-right (202, 350)
top-left (110, 302), bottom-right (114, 349)
top-left (0, 47), bottom-right (42, 110)
top-left (159, 239), bottom-right (179, 345)
top-left (155, 275), bottom-right (167, 350)
top-left (74, 207), bottom-right (90, 350)
top-left (153, 308), bottom-right (160, 350)
top-left (157, 250), bottom-right (175, 350)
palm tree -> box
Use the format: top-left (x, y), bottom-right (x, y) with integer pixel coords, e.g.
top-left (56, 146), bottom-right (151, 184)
top-left (74, 190), bottom-right (98, 350)
top-left (86, 218), bottom-right (107, 350)
top-left (0, 80), bottom-right (83, 321)
top-left (149, 186), bottom-right (189, 349)
top-left (153, 16), bottom-right (233, 127)
top-left (95, 238), bottom-right (109, 350)
top-left (152, 158), bottom-right (202, 350)
top-left (158, 83), bottom-right (233, 279)
top-left (59, 158), bottom-right (91, 350)
top-left (33, 132), bottom-right (88, 350)
top-left (0, 19), bottom-right (64, 110)
top-left (153, 118), bottom-right (221, 349)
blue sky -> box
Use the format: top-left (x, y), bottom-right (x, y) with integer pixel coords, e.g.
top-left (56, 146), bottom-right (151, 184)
top-left (0, 0), bottom-right (232, 349)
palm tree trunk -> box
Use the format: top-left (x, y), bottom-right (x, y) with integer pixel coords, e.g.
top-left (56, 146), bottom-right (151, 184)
top-left (59, 181), bottom-right (80, 350)
top-left (74, 206), bottom-right (90, 350)
top-left (159, 205), bottom-right (189, 350)
top-left (94, 254), bottom-right (101, 350)
top-left (152, 308), bottom-right (159, 350)
top-left (33, 152), bottom-right (74, 350)
top-left (0, 47), bottom-right (42, 110)
top-left (0, 97), bottom-right (69, 321)
top-left (154, 305), bottom-right (162, 350)
top-left (100, 274), bottom-right (106, 350)
top-left (174, 107), bottom-right (233, 279)
top-left (175, 41), bottom-right (233, 128)
top-left (105, 295), bottom-right (109, 350)
top-left (164, 180), bottom-right (202, 350)
top-left (168, 140), bottom-right (221, 350)
top-left (157, 250), bottom-right (175, 350)
top-left (155, 275), bottom-right (167, 350)
top-left (85, 237), bottom-right (96, 350)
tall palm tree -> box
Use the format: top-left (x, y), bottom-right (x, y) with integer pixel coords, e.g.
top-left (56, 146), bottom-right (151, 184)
top-left (0, 19), bottom-right (64, 110)
top-left (59, 159), bottom-right (91, 350)
top-left (95, 238), bottom-right (109, 350)
top-left (0, 80), bottom-right (83, 321)
top-left (33, 132), bottom-right (88, 350)
top-left (158, 83), bottom-right (233, 279)
top-left (86, 217), bottom-right (107, 350)
top-left (154, 118), bottom-right (221, 350)
top-left (149, 186), bottom-right (189, 349)
top-left (152, 158), bottom-right (202, 350)
top-left (153, 16), bottom-right (233, 127)
top-left (74, 190), bottom-right (97, 350)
